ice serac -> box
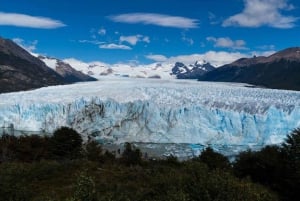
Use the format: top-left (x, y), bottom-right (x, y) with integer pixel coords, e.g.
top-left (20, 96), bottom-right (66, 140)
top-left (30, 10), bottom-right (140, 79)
top-left (0, 79), bottom-right (299, 147)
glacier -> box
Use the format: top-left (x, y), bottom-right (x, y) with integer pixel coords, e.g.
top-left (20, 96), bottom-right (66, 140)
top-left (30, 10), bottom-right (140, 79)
top-left (0, 78), bottom-right (300, 155)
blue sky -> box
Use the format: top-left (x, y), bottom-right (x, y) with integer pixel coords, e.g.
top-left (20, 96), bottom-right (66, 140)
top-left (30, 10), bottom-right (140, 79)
top-left (0, 0), bottom-right (299, 66)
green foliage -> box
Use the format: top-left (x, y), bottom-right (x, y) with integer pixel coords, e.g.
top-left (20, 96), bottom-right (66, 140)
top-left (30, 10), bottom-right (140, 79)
top-left (0, 134), bottom-right (50, 162)
top-left (85, 140), bottom-right (103, 162)
top-left (280, 128), bottom-right (300, 201)
top-left (0, 134), bottom-right (18, 162)
top-left (50, 127), bottom-right (83, 160)
top-left (0, 163), bottom-right (34, 201)
top-left (234, 128), bottom-right (300, 201)
top-left (197, 147), bottom-right (231, 170)
top-left (233, 146), bottom-right (284, 187)
top-left (73, 172), bottom-right (96, 201)
top-left (121, 142), bottom-right (142, 166)
top-left (4, 127), bottom-right (300, 201)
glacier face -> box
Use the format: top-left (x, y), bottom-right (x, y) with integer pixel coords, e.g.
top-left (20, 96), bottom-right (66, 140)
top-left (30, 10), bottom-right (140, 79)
top-left (0, 78), bottom-right (300, 147)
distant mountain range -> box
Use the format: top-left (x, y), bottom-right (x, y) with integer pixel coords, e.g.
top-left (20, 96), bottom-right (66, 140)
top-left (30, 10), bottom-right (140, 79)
top-left (0, 37), bottom-right (95, 93)
top-left (58, 58), bottom-right (216, 79)
top-left (198, 47), bottom-right (300, 90)
top-left (1, 36), bottom-right (300, 93)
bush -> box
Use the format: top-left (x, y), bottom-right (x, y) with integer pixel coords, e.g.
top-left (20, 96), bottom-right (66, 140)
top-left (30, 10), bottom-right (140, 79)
top-left (73, 172), bottom-right (96, 201)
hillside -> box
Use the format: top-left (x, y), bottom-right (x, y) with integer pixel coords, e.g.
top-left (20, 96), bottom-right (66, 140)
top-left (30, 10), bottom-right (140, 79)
top-left (0, 37), bottom-right (66, 93)
top-left (198, 47), bottom-right (300, 90)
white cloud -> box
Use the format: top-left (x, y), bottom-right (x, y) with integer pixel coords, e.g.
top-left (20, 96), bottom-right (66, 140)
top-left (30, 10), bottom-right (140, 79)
top-left (146, 51), bottom-right (250, 67)
top-left (79, 40), bottom-right (104, 45)
top-left (119, 35), bottom-right (150, 45)
top-left (207, 37), bottom-right (247, 50)
top-left (108, 13), bottom-right (199, 29)
top-left (208, 12), bottom-right (220, 25)
top-left (0, 12), bottom-right (65, 29)
top-left (99, 43), bottom-right (131, 50)
top-left (13, 38), bottom-right (38, 52)
top-left (142, 36), bottom-right (150, 43)
top-left (120, 35), bottom-right (139, 45)
top-left (257, 44), bottom-right (276, 50)
top-left (98, 28), bottom-right (106, 35)
top-left (181, 33), bottom-right (194, 45)
top-left (145, 54), bottom-right (168, 62)
top-left (223, 0), bottom-right (298, 28)
top-left (251, 50), bottom-right (276, 57)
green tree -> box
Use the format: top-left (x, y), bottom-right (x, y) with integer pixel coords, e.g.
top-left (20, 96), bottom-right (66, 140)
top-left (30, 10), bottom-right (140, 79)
top-left (84, 140), bottom-right (103, 162)
top-left (121, 142), bottom-right (142, 166)
top-left (50, 127), bottom-right (83, 160)
top-left (233, 146), bottom-right (284, 189)
top-left (280, 128), bottom-right (300, 201)
top-left (197, 147), bottom-right (231, 170)
top-left (0, 134), bottom-right (18, 162)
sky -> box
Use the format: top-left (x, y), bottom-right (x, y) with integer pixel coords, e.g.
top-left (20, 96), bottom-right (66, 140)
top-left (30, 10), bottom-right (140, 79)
top-left (0, 0), bottom-right (300, 66)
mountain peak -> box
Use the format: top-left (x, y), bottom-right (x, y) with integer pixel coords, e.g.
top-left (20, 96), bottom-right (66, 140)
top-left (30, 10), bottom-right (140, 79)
top-left (268, 47), bottom-right (300, 62)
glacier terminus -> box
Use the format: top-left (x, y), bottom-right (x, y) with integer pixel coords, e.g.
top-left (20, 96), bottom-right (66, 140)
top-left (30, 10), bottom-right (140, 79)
top-left (0, 78), bottom-right (300, 157)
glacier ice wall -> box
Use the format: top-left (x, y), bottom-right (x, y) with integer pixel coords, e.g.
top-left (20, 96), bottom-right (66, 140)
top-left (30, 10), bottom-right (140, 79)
top-left (0, 79), bottom-right (300, 146)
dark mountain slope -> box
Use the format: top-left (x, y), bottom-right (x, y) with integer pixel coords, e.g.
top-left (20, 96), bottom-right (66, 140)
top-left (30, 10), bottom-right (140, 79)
top-left (198, 47), bottom-right (300, 90)
top-left (0, 37), bottom-right (66, 93)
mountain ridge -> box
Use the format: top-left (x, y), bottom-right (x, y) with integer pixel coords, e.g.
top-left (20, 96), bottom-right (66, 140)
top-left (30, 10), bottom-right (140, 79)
top-left (0, 37), bottom-right (97, 93)
top-left (198, 47), bottom-right (300, 91)
top-left (0, 37), bottom-right (66, 93)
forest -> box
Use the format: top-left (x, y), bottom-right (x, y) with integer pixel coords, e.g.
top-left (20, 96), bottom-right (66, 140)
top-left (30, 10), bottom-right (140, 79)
top-left (0, 127), bottom-right (299, 201)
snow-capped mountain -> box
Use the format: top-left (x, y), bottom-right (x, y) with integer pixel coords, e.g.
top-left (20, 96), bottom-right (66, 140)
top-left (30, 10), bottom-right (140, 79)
top-left (62, 58), bottom-right (215, 79)
top-left (1, 79), bottom-right (299, 153)
top-left (171, 61), bottom-right (215, 79)
top-left (38, 56), bottom-right (97, 82)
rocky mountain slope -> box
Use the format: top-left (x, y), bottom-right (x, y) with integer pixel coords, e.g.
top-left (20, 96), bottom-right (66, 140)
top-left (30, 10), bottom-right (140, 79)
top-left (171, 60), bottom-right (215, 79)
top-left (0, 37), bottom-right (97, 93)
top-left (198, 47), bottom-right (300, 90)
top-left (38, 56), bottom-right (97, 82)
top-left (0, 37), bottom-right (66, 93)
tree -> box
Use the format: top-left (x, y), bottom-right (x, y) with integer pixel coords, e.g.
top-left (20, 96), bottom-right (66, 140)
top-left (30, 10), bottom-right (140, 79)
top-left (84, 140), bottom-right (103, 162)
top-left (233, 146), bottom-right (284, 189)
top-left (121, 142), bottom-right (142, 166)
top-left (280, 128), bottom-right (300, 201)
top-left (197, 147), bottom-right (231, 170)
top-left (50, 127), bottom-right (83, 160)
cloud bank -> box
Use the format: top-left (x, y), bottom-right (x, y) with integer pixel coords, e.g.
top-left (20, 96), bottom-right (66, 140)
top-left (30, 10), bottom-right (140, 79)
top-left (108, 13), bottom-right (199, 28)
top-left (0, 12), bottom-right (65, 29)
top-left (99, 43), bottom-right (132, 50)
top-left (223, 0), bottom-right (298, 28)
top-left (207, 37), bottom-right (247, 50)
